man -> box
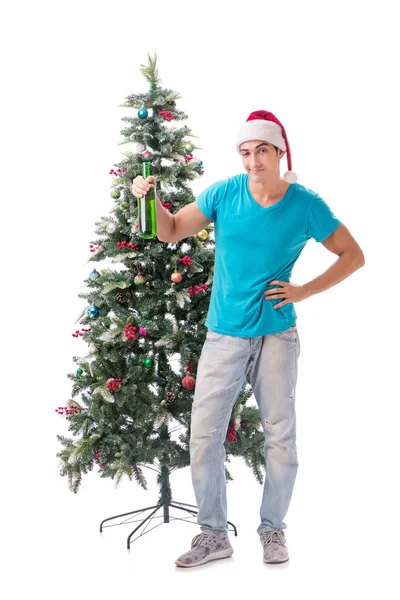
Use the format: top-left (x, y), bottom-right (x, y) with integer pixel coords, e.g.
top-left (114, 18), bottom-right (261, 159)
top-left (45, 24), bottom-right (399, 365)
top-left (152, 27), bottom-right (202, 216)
top-left (131, 110), bottom-right (365, 567)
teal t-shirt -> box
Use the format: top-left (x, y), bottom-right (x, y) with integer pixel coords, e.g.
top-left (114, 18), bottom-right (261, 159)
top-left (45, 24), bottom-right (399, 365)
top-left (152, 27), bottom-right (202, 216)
top-left (196, 174), bottom-right (341, 337)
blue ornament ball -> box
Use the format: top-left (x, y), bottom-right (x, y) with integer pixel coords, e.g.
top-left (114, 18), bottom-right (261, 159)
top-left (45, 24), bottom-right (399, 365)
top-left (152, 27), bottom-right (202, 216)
top-left (198, 161), bottom-right (203, 167)
top-left (90, 269), bottom-right (100, 280)
top-left (88, 305), bottom-right (100, 319)
top-left (138, 108), bottom-right (148, 119)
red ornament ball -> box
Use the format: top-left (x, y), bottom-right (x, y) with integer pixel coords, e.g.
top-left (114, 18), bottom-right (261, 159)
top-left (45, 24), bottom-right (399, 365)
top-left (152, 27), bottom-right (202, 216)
top-left (182, 375), bottom-right (196, 390)
top-left (170, 272), bottom-right (183, 284)
top-left (142, 150), bottom-right (153, 161)
top-left (134, 274), bottom-right (146, 286)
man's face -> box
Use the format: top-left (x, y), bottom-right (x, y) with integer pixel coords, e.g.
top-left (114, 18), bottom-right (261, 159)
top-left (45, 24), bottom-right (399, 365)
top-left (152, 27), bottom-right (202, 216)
top-left (239, 140), bottom-right (284, 183)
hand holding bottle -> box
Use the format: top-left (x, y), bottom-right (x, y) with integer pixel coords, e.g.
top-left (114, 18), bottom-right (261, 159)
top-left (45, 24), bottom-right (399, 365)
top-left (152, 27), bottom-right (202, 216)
top-left (131, 175), bottom-right (157, 198)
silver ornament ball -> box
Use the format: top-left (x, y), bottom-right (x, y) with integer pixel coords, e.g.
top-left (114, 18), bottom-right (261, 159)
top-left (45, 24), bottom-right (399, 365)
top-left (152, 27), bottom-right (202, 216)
top-left (106, 222), bottom-right (117, 234)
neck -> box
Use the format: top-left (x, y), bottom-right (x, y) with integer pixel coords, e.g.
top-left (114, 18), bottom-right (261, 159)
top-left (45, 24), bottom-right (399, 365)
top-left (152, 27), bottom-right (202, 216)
top-left (248, 176), bottom-right (289, 204)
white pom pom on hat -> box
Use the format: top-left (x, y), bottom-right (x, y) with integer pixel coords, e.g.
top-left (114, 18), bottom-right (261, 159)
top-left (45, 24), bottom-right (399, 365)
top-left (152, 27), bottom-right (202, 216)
top-left (235, 110), bottom-right (297, 183)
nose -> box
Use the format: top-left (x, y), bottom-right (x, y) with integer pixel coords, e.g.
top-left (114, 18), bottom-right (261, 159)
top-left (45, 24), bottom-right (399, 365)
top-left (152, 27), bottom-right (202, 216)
top-left (248, 153), bottom-right (261, 168)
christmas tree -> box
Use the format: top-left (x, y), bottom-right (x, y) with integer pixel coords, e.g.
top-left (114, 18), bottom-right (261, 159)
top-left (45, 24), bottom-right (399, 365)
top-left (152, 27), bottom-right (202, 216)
top-left (56, 54), bottom-right (265, 506)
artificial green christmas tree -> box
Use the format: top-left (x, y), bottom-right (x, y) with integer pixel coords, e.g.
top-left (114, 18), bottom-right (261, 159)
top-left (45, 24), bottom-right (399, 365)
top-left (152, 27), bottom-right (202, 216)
top-left (56, 54), bottom-right (265, 542)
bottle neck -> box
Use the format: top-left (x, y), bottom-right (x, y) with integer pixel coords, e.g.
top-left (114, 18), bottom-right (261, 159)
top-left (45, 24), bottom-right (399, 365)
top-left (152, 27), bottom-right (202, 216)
top-left (142, 162), bottom-right (151, 178)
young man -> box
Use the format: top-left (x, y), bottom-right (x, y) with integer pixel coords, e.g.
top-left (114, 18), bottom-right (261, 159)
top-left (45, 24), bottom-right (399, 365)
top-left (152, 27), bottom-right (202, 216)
top-left (131, 110), bottom-right (365, 567)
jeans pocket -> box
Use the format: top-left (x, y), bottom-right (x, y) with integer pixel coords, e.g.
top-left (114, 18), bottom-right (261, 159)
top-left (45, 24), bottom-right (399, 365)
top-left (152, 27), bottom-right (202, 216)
top-left (206, 329), bottom-right (226, 343)
top-left (273, 324), bottom-right (298, 343)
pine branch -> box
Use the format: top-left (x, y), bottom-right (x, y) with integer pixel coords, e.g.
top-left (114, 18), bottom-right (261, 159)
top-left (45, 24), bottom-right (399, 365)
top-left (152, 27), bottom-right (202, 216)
top-left (139, 52), bottom-right (160, 88)
top-left (132, 463), bottom-right (148, 489)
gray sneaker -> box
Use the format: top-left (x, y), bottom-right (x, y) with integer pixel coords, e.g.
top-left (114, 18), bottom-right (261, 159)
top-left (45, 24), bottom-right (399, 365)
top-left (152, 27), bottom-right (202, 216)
top-left (175, 532), bottom-right (234, 568)
top-left (260, 530), bottom-right (289, 563)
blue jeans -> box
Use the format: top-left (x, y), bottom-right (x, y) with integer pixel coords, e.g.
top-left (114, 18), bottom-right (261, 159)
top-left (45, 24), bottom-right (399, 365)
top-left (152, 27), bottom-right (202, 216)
top-left (190, 325), bottom-right (300, 536)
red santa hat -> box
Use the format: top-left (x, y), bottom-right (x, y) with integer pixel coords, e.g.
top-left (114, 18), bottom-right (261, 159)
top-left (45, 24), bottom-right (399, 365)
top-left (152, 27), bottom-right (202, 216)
top-left (235, 110), bottom-right (297, 183)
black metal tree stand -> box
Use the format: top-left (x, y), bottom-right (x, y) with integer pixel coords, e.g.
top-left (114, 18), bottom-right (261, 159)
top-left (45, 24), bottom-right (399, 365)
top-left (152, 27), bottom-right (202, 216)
top-left (99, 430), bottom-right (238, 549)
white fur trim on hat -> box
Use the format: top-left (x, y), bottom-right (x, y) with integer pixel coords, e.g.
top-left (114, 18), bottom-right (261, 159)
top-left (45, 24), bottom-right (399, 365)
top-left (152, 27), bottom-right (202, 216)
top-left (235, 121), bottom-right (286, 153)
top-left (283, 171), bottom-right (298, 183)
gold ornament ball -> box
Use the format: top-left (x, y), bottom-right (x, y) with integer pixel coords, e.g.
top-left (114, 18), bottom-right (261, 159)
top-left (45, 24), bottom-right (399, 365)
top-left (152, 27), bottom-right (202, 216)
top-left (196, 229), bottom-right (208, 241)
top-left (170, 272), bottom-right (183, 284)
top-left (184, 141), bottom-right (195, 153)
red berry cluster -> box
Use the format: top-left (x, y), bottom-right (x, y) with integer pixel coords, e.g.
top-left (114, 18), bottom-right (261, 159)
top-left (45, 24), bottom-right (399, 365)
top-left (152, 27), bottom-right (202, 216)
top-left (106, 378), bottom-right (123, 391)
top-left (179, 256), bottom-right (193, 267)
top-left (159, 108), bottom-right (176, 121)
top-left (109, 168), bottom-right (127, 176)
top-left (188, 284), bottom-right (208, 296)
top-left (227, 421), bottom-right (238, 443)
top-left (89, 243), bottom-right (101, 253)
top-left (95, 449), bottom-right (104, 468)
top-left (117, 241), bottom-right (139, 250)
top-left (55, 405), bottom-right (80, 416)
top-left (186, 360), bottom-right (193, 373)
top-left (124, 323), bottom-right (137, 339)
top-left (163, 202), bottom-right (173, 211)
top-left (72, 328), bottom-right (91, 338)
top-left (184, 152), bottom-right (193, 163)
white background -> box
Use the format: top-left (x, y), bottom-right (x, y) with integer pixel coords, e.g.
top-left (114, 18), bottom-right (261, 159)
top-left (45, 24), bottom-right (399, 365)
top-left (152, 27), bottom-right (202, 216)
top-left (1, 1), bottom-right (399, 598)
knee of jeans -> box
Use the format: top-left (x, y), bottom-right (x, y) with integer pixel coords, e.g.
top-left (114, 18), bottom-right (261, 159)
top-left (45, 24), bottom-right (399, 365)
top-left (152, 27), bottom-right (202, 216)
top-left (191, 425), bottom-right (218, 444)
top-left (264, 423), bottom-right (296, 449)
top-left (190, 430), bottom-right (219, 475)
top-left (190, 425), bottom-right (218, 457)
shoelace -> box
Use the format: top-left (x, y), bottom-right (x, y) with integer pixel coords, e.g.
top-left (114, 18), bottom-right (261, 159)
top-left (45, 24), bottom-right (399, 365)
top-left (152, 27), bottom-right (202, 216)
top-left (260, 530), bottom-right (286, 546)
top-left (191, 533), bottom-right (211, 548)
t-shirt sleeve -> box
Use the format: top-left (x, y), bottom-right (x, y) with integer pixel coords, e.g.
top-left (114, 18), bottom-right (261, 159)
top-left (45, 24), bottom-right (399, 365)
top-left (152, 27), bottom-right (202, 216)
top-left (196, 179), bottom-right (226, 222)
top-left (306, 194), bottom-right (341, 242)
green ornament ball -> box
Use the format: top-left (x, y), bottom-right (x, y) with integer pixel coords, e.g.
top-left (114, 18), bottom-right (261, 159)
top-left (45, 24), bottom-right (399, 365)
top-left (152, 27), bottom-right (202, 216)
top-left (111, 188), bottom-right (121, 199)
top-left (144, 358), bottom-right (154, 369)
top-left (185, 141), bottom-right (195, 152)
top-left (76, 368), bottom-right (83, 376)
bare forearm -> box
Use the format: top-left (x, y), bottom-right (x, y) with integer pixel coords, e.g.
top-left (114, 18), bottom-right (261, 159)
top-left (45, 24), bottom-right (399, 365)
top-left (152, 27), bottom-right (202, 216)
top-left (155, 198), bottom-right (175, 242)
top-left (155, 199), bottom-right (211, 243)
top-left (303, 252), bottom-right (365, 298)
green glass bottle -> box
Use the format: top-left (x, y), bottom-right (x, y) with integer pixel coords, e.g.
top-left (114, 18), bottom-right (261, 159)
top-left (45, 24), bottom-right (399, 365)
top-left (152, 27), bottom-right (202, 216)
top-left (138, 162), bottom-right (157, 239)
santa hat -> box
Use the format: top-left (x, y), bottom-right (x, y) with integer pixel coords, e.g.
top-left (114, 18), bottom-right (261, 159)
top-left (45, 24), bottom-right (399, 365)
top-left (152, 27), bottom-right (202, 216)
top-left (235, 110), bottom-right (297, 183)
